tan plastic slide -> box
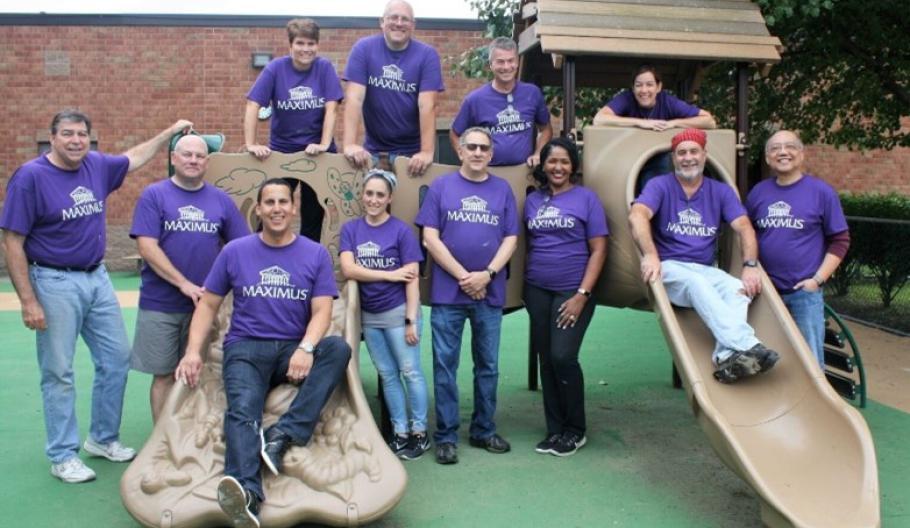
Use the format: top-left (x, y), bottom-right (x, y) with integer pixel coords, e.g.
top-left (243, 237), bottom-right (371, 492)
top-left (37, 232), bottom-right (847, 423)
top-left (584, 127), bottom-right (880, 527)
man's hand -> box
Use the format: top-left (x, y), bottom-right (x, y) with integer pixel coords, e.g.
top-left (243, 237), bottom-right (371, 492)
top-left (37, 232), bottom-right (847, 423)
top-left (175, 351), bottom-right (204, 388)
top-left (179, 281), bottom-right (205, 306)
top-left (21, 298), bottom-right (47, 331)
top-left (794, 277), bottom-right (821, 293)
top-left (286, 349), bottom-right (314, 384)
top-left (386, 267), bottom-right (417, 283)
top-left (245, 144), bottom-right (271, 160)
top-left (741, 267), bottom-right (762, 297)
top-left (408, 151), bottom-right (433, 177)
top-left (344, 144), bottom-right (372, 170)
top-left (526, 153), bottom-right (541, 168)
top-left (170, 119), bottom-right (195, 136)
top-left (304, 143), bottom-right (329, 156)
top-left (636, 119), bottom-right (669, 132)
top-left (640, 254), bottom-right (662, 283)
top-left (458, 271), bottom-right (491, 297)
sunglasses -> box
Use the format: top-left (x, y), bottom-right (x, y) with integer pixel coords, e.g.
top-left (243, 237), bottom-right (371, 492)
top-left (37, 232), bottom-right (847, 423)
top-left (463, 143), bottom-right (491, 152)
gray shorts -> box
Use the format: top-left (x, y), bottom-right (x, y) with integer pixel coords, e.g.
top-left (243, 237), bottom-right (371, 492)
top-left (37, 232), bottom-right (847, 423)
top-left (131, 309), bottom-right (192, 375)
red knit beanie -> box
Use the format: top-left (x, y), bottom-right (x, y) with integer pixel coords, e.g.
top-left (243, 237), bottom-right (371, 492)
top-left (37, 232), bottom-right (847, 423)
top-left (671, 128), bottom-right (707, 151)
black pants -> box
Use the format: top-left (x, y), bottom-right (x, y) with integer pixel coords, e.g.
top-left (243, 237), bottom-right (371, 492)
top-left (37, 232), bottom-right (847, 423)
top-left (524, 282), bottom-right (596, 437)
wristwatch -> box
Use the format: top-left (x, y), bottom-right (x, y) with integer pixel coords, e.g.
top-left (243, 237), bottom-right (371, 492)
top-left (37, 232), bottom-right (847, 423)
top-left (743, 260), bottom-right (759, 268)
top-left (297, 341), bottom-right (315, 354)
top-left (577, 288), bottom-right (592, 298)
top-left (405, 318), bottom-right (414, 326)
top-left (486, 267), bottom-right (497, 279)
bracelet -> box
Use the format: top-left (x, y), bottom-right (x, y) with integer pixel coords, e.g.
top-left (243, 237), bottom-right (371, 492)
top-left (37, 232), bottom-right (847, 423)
top-left (812, 275), bottom-right (825, 287)
top-left (577, 288), bottom-right (592, 298)
top-left (486, 267), bottom-right (497, 279)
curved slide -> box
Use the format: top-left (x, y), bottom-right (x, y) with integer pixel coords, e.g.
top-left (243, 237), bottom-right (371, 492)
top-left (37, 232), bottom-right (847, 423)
top-left (585, 127), bottom-right (880, 527)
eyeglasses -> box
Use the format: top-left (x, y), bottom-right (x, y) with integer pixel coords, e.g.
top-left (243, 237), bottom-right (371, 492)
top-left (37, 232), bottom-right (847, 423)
top-left (766, 142), bottom-right (803, 154)
top-left (463, 143), bottom-right (491, 152)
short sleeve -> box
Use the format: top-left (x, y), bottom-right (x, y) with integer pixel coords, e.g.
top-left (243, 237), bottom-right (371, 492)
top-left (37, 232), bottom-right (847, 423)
top-left (606, 91), bottom-right (632, 116)
top-left (451, 98), bottom-right (472, 136)
top-left (129, 187), bottom-right (163, 240)
top-left (221, 193), bottom-right (251, 241)
top-left (720, 184), bottom-right (748, 224)
top-left (0, 168), bottom-right (37, 235)
top-left (343, 40), bottom-right (369, 85)
top-left (320, 60), bottom-right (344, 103)
top-left (312, 246), bottom-right (339, 298)
top-left (534, 88), bottom-right (550, 125)
top-left (418, 46), bottom-right (445, 93)
top-left (822, 184), bottom-right (849, 235)
top-left (103, 154), bottom-right (130, 194)
top-left (398, 223), bottom-right (424, 264)
top-left (247, 63), bottom-right (276, 107)
top-left (339, 220), bottom-right (356, 254)
top-left (203, 247), bottom-right (233, 296)
top-left (634, 177), bottom-right (664, 215)
top-left (501, 183), bottom-right (520, 237)
top-left (585, 191), bottom-right (610, 238)
top-left (414, 182), bottom-right (442, 229)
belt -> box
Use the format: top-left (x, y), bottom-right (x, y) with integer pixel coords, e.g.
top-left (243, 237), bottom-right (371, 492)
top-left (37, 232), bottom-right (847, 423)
top-left (31, 261), bottom-right (101, 273)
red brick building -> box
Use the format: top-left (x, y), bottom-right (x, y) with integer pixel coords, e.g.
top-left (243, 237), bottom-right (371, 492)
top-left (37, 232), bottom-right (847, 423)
top-left (0, 14), bottom-right (907, 271)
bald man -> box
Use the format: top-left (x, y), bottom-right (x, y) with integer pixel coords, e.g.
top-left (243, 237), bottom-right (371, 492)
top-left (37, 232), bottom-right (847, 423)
top-left (129, 134), bottom-right (249, 422)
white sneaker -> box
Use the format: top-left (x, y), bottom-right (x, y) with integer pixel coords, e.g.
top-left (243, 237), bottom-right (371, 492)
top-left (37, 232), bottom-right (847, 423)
top-left (51, 458), bottom-right (96, 483)
top-left (83, 438), bottom-right (136, 462)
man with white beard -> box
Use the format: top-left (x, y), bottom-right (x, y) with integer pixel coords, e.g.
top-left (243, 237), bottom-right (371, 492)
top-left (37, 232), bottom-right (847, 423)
top-left (628, 129), bottom-right (780, 384)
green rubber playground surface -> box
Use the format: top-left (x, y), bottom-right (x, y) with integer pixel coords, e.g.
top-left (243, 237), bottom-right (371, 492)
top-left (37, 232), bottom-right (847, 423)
top-left (1, 273), bottom-right (908, 527)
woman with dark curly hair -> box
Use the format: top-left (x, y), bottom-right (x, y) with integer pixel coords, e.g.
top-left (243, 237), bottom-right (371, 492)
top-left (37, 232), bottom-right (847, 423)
top-left (523, 137), bottom-right (609, 457)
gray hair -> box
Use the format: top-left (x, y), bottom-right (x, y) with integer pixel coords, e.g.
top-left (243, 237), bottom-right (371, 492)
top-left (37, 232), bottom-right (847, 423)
top-left (458, 126), bottom-right (493, 146)
top-left (764, 130), bottom-right (805, 152)
top-left (487, 36), bottom-right (518, 63)
top-left (51, 109), bottom-right (91, 135)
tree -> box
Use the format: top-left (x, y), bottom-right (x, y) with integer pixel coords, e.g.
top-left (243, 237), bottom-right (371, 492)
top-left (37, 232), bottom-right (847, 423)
top-left (459, 0), bottom-right (909, 154)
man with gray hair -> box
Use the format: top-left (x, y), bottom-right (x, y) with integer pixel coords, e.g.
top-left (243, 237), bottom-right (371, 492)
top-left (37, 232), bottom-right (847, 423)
top-left (746, 130), bottom-right (849, 368)
top-left (342, 0), bottom-right (444, 176)
top-left (450, 37), bottom-right (552, 167)
top-left (129, 134), bottom-right (249, 423)
top-left (1, 110), bottom-right (192, 483)
top-left (415, 126), bottom-right (519, 464)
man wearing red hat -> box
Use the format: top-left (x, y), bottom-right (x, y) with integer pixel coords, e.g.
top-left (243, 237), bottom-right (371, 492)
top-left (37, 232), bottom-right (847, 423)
top-left (628, 128), bottom-right (780, 383)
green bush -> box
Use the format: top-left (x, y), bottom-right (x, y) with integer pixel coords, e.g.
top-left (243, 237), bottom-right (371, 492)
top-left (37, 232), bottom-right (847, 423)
top-left (837, 193), bottom-right (910, 307)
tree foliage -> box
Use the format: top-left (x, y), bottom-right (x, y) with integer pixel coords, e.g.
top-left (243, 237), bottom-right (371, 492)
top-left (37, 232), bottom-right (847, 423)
top-left (459, 0), bottom-right (909, 153)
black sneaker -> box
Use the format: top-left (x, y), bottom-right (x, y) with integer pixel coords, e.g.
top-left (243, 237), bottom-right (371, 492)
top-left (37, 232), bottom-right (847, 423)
top-left (745, 343), bottom-right (780, 373)
top-left (260, 426), bottom-right (291, 476)
top-left (435, 442), bottom-right (458, 465)
top-left (713, 349), bottom-right (762, 384)
top-left (217, 476), bottom-right (260, 528)
top-left (388, 434), bottom-right (409, 457)
top-left (399, 432), bottom-right (430, 461)
top-left (551, 433), bottom-right (587, 457)
top-left (534, 433), bottom-right (562, 455)
top-left (468, 433), bottom-right (511, 454)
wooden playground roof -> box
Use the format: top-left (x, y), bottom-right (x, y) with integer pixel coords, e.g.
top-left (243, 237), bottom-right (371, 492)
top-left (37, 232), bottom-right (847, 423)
top-left (517, 0), bottom-right (782, 89)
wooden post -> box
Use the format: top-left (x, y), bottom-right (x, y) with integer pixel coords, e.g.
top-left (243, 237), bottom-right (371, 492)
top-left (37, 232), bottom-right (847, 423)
top-left (735, 63), bottom-right (749, 195)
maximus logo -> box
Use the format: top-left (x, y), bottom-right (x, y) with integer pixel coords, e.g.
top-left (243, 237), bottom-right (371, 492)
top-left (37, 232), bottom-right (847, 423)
top-left (665, 207), bottom-right (717, 237)
top-left (164, 205), bottom-right (220, 234)
top-left (367, 64), bottom-right (417, 93)
top-left (447, 195), bottom-right (500, 226)
top-left (756, 200), bottom-right (805, 230)
top-left (356, 241), bottom-right (399, 269)
top-left (241, 265), bottom-right (309, 300)
top-left (490, 104), bottom-right (531, 136)
top-left (277, 84), bottom-right (326, 111)
top-left (527, 204), bottom-right (574, 230)
top-left (62, 186), bottom-right (103, 221)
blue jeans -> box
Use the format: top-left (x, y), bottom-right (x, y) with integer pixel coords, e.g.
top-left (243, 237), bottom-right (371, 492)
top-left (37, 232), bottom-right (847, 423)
top-left (661, 260), bottom-right (759, 364)
top-left (222, 336), bottom-right (350, 501)
top-left (430, 302), bottom-right (503, 445)
top-left (781, 288), bottom-right (825, 369)
top-left (363, 323), bottom-right (428, 435)
top-left (29, 264), bottom-right (130, 464)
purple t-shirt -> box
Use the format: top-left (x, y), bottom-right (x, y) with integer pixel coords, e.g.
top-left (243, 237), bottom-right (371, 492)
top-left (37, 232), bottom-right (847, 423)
top-left (524, 186), bottom-right (609, 291)
top-left (635, 174), bottom-right (747, 266)
top-left (415, 171), bottom-right (519, 307)
top-left (130, 180), bottom-right (250, 313)
top-left (606, 91), bottom-right (700, 120)
top-left (343, 34), bottom-right (444, 155)
top-left (0, 152), bottom-right (129, 268)
top-left (247, 56), bottom-right (344, 153)
top-left (746, 174), bottom-right (848, 291)
top-left (204, 234), bottom-right (338, 347)
top-left (339, 216), bottom-right (423, 313)
top-left (451, 82), bottom-right (550, 166)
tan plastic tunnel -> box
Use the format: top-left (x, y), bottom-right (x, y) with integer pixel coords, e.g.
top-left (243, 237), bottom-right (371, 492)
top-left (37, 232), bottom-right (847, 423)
top-left (584, 127), bottom-right (880, 528)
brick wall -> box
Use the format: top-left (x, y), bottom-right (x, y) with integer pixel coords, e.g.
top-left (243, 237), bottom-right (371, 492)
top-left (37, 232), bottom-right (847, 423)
top-left (803, 143), bottom-right (910, 196)
top-left (0, 19), bottom-right (487, 271)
